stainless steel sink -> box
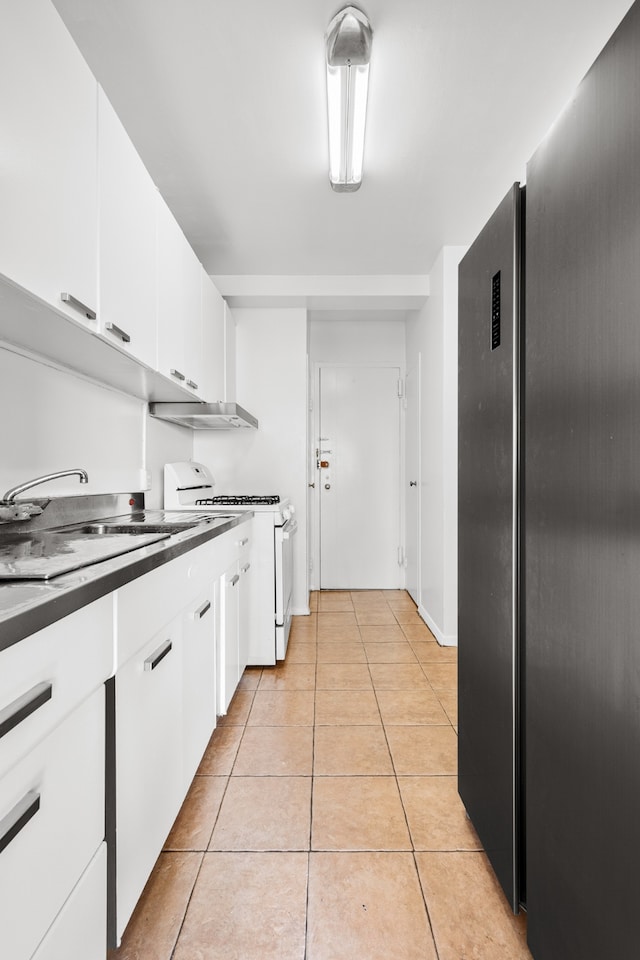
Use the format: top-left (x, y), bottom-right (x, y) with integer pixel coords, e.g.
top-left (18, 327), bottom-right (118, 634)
top-left (71, 523), bottom-right (194, 535)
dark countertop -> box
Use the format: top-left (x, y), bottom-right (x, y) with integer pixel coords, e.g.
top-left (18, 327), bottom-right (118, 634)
top-left (0, 510), bottom-right (253, 653)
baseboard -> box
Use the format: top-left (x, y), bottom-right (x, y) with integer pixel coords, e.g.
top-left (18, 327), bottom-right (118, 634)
top-left (418, 603), bottom-right (458, 647)
top-left (292, 605), bottom-right (311, 616)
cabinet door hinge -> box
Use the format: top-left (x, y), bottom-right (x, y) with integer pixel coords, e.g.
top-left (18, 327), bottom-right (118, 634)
top-left (397, 546), bottom-right (405, 566)
top-left (397, 378), bottom-right (405, 399)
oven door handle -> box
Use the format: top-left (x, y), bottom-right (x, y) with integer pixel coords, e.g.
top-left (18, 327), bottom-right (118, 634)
top-left (281, 518), bottom-right (298, 539)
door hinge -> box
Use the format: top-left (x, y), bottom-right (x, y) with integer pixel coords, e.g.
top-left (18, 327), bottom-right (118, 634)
top-left (397, 546), bottom-right (404, 566)
top-left (309, 558), bottom-right (313, 571)
top-left (397, 378), bottom-right (404, 398)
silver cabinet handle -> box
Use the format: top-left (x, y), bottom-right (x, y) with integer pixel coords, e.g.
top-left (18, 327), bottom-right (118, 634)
top-left (61, 292), bottom-right (97, 321)
top-left (144, 639), bottom-right (173, 671)
top-left (237, 537), bottom-right (249, 547)
top-left (0, 682), bottom-right (52, 740)
top-left (230, 574), bottom-right (240, 587)
top-left (194, 600), bottom-right (211, 620)
top-left (186, 379), bottom-right (198, 390)
top-left (241, 562), bottom-right (251, 573)
top-left (170, 369), bottom-right (185, 381)
top-left (105, 322), bottom-right (131, 344)
top-left (0, 791), bottom-right (40, 855)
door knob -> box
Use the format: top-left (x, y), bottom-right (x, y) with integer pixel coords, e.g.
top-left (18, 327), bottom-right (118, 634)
top-left (409, 480), bottom-right (417, 487)
top-left (324, 483), bottom-right (331, 490)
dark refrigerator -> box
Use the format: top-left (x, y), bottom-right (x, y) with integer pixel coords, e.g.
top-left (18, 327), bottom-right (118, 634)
top-left (458, 1), bottom-right (640, 957)
top-left (525, 1), bottom-right (640, 957)
top-left (458, 182), bottom-right (524, 914)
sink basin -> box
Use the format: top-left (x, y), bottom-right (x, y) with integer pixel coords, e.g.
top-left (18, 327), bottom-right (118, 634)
top-left (73, 523), bottom-right (194, 535)
top-left (0, 529), bottom-right (172, 580)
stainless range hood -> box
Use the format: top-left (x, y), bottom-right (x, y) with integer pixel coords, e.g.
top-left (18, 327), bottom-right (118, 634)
top-left (148, 402), bottom-right (258, 430)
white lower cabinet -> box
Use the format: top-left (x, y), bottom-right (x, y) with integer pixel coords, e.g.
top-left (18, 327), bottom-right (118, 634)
top-left (0, 686), bottom-right (105, 960)
top-left (115, 617), bottom-right (183, 941)
top-left (106, 521), bottom-right (252, 946)
top-left (182, 584), bottom-right (217, 786)
top-left (220, 562), bottom-right (240, 714)
top-left (238, 551), bottom-right (253, 678)
top-left (32, 844), bottom-right (107, 960)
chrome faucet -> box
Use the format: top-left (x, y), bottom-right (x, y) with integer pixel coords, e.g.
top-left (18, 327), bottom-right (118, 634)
top-left (3, 468), bottom-right (89, 502)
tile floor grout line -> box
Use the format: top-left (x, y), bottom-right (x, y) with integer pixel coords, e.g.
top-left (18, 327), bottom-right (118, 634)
top-left (411, 849), bottom-right (444, 960)
top-left (168, 849), bottom-right (206, 960)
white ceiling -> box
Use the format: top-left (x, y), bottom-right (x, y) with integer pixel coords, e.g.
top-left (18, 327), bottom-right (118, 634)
top-left (54, 0), bottom-right (634, 280)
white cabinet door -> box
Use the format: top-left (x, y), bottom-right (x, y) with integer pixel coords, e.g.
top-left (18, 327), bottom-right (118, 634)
top-left (157, 196), bottom-right (202, 394)
top-left (0, 0), bottom-right (98, 326)
top-left (182, 585), bottom-right (217, 785)
top-left (201, 273), bottom-right (226, 401)
top-left (224, 301), bottom-right (237, 401)
top-left (98, 87), bottom-right (157, 368)
top-left (156, 195), bottom-right (186, 386)
top-left (219, 563), bottom-right (240, 714)
top-left (115, 619), bottom-right (183, 940)
top-left (238, 554), bottom-right (252, 678)
top-left (182, 242), bottom-right (204, 394)
top-left (32, 844), bottom-right (106, 960)
top-left (0, 687), bottom-right (105, 960)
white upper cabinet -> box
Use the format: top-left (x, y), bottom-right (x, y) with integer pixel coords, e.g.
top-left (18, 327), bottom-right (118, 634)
top-left (182, 242), bottom-right (204, 394)
top-left (157, 196), bottom-right (203, 395)
top-left (98, 88), bottom-right (157, 369)
top-left (224, 302), bottom-right (238, 401)
top-left (201, 273), bottom-right (226, 401)
top-left (156, 197), bottom-right (186, 385)
top-left (0, 0), bottom-right (98, 326)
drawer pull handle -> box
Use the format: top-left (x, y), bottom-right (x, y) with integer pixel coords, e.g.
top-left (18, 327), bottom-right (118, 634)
top-left (144, 639), bottom-right (173, 671)
top-left (194, 600), bottom-right (211, 620)
top-left (170, 368), bottom-right (185, 381)
top-left (0, 791), bottom-right (40, 855)
top-left (105, 322), bottom-right (131, 344)
top-left (241, 562), bottom-right (251, 574)
top-left (230, 574), bottom-right (240, 587)
top-left (0, 682), bottom-right (52, 740)
top-left (186, 379), bottom-right (198, 390)
top-left (60, 292), bottom-right (97, 321)
top-left (237, 538), bottom-right (249, 547)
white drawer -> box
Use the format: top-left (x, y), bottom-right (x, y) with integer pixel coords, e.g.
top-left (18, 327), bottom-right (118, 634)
top-left (32, 843), bottom-right (106, 960)
top-left (0, 686), bottom-right (105, 960)
top-left (117, 541), bottom-right (219, 665)
top-left (214, 520), bottom-right (252, 571)
top-left (0, 595), bottom-right (113, 778)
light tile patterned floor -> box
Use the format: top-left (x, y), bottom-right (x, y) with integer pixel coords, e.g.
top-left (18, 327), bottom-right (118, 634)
top-left (109, 590), bottom-right (532, 960)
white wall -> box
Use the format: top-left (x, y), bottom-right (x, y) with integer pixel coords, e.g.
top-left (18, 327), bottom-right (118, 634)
top-left (309, 314), bottom-right (406, 364)
top-left (0, 345), bottom-right (192, 507)
top-left (406, 246), bottom-right (466, 645)
top-left (145, 415), bottom-right (193, 508)
top-left (193, 307), bottom-right (309, 614)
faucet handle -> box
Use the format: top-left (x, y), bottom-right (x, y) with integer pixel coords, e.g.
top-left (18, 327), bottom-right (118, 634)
top-left (0, 501), bottom-right (44, 524)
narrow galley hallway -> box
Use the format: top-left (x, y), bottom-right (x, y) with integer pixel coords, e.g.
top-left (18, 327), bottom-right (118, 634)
top-left (109, 591), bottom-right (532, 960)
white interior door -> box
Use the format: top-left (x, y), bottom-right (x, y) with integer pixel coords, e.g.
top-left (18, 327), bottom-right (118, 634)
top-left (319, 365), bottom-right (402, 589)
top-left (405, 360), bottom-right (420, 603)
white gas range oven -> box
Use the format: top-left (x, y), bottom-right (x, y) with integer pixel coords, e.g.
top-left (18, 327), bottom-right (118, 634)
top-left (163, 461), bottom-right (297, 664)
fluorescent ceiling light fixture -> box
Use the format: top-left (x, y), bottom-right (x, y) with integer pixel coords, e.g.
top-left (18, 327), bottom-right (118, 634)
top-left (325, 6), bottom-right (373, 192)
